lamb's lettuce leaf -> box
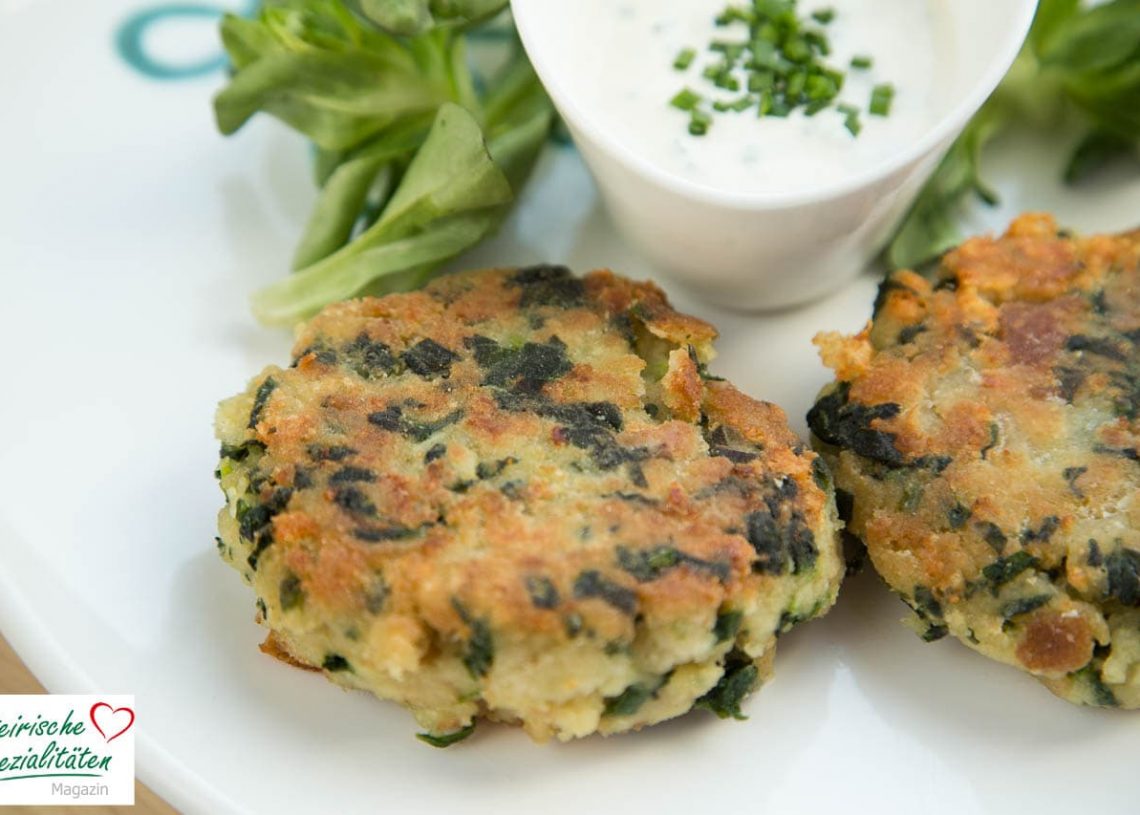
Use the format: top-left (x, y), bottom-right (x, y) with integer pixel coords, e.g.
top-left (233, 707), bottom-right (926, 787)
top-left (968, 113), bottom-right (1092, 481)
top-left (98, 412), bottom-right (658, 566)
top-left (886, 0), bottom-right (1140, 270)
top-left (214, 0), bottom-right (553, 325)
top-left (251, 102), bottom-right (512, 324)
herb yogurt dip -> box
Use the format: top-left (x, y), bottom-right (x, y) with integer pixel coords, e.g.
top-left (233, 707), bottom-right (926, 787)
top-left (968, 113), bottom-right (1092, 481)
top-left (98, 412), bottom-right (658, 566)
top-left (564, 0), bottom-right (953, 194)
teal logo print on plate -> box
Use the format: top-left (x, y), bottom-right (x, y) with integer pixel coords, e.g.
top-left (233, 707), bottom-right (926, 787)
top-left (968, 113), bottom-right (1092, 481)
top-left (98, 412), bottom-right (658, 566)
top-left (114, 1), bottom-right (257, 80)
top-left (113, 2), bottom-right (572, 146)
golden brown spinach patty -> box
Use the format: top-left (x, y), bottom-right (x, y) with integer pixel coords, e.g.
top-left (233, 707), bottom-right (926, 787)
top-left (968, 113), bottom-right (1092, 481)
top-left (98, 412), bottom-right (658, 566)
top-left (810, 214), bottom-right (1140, 708)
top-left (215, 266), bottom-right (844, 742)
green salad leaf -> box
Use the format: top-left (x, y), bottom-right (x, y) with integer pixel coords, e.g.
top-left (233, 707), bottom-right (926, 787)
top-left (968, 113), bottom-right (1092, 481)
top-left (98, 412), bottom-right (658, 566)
top-left (886, 0), bottom-right (1140, 271)
top-left (214, 0), bottom-right (554, 325)
top-left (1038, 0), bottom-right (1140, 138)
top-left (349, 0), bottom-right (506, 37)
top-left (885, 104), bottom-right (1004, 271)
top-left (251, 102), bottom-right (512, 323)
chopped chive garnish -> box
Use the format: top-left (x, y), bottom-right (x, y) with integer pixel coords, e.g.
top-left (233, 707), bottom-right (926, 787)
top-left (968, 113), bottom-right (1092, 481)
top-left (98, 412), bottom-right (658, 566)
top-left (757, 90), bottom-right (773, 116)
top-left (804, 98), bottom-right (830, 115)
top-left (689, 108), bottom-right (712, 135)
top-left (804, 30), bottom-right (830, 56)
top-left (714, 96), bottom-right (755, 114)
top-left (749, 39), bottom-right (779, 68)
top-left (805, 74), bottom-right (836, 100)
top-left (748, 71), bottom-right (774, 92)
top-left (786, 70), bottom-right (807, 99)
top-left (710, 40), bottom-right (747, 61)
top-left (673, 48), bottom-right (697, 70)
top-left (714, 73), bottom-right (741, 91)
top-left (783, 37), bottom-right (811, 64)
top-left (670, 88), bottom-right (702, 111)
top-left (756, 22), bottom-right (779, 44)
top-left (716, 7), bottom-right (754, 26)
top-left (869, 83), bottom-right (894, 116)
top-left (669, 0), bottom-right (892, 137)
top-left (702, 62), bottom-right (728, 81)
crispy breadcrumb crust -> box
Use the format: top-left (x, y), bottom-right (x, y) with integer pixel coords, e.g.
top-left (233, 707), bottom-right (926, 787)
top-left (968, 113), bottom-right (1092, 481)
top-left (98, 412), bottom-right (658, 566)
top-left (810, 214), bottom-right (1140, 708)
top-left (216, 266), bottom-right (843, 741)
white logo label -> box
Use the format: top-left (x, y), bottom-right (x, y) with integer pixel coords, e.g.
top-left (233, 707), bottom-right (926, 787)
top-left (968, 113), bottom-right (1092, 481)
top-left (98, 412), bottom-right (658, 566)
top-left (0, 694), bottom-right (135, 806)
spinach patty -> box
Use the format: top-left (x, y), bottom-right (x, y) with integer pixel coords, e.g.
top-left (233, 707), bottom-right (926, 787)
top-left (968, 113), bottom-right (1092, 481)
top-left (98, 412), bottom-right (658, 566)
top-left (215, 266), bottom-right (844, 742)
top-left (811, 214), bottom-right (1140, 708)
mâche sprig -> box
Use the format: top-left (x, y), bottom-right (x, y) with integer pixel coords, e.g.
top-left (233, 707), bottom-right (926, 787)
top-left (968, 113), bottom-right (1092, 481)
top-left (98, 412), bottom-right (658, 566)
top-left (886, 0), bottom-right (1140, 270)
top-left (214, 0), bottom-right (554, 326)
top-left (670, 0), bottom-right (891, 136)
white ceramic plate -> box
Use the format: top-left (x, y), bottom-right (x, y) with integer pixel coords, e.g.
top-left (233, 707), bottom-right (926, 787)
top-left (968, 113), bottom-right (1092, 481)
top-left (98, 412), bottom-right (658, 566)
top-left (2, 3), bottom-right (1138, 814)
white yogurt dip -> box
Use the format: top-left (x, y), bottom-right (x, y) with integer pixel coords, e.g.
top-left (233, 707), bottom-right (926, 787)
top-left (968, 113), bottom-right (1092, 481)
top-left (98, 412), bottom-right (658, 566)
top-left (557, 0), bottom-right (953, 195)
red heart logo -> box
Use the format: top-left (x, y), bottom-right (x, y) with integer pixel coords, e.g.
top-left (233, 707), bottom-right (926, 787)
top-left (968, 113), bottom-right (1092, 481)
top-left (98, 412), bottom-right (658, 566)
top-left (89, 703), bottom-right (135, 743)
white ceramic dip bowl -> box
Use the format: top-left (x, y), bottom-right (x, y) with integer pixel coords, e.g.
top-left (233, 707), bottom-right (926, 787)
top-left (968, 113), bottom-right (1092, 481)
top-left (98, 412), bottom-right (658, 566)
top-left (511, 0), bottom-right (1039, 310)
